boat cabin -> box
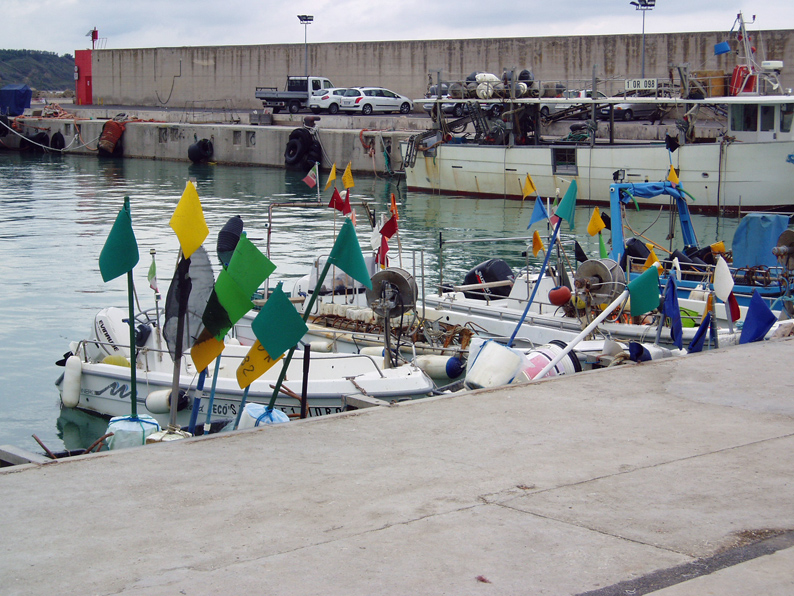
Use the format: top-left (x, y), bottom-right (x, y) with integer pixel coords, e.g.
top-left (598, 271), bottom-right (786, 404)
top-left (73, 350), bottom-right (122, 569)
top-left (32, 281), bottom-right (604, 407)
top-left (728, 99), bottom-right (794, 143)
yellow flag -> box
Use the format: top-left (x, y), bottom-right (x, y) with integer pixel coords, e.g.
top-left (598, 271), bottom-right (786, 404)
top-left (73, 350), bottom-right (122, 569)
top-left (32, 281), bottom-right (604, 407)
top-left (190, 334), bottom-right (225, 373)
top-left (342, 162), bottom-right (355, 189)
top-left (667, 165), bottom-right (679, 187)
top-left (522, 174), bottom-right (537, 200)
top-left (236, 340), bottom-right (284, 389)
top-left (642, 247), bottom-right (659, 270)
top-left (324, 163), bottom-right (337, 191)
top-left (169, 181), bottom-right (209, 258)
top-left (587, 207), bottom-right (606, 236)
top-left (532, 230), bottom-right (545, 257)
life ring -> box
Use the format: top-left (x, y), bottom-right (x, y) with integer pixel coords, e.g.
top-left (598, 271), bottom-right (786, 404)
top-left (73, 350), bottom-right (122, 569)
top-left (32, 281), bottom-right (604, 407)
top-left (50, 131), bottom-right (66, 150)
top-left (284, 137), bottom-right (306, 166)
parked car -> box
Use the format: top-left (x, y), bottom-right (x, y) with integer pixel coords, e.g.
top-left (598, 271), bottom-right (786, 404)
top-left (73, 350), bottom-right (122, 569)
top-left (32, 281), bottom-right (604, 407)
top-left (540, 89), bottom-right (608, 119)
top-left (341, 87), bottom-right (413, 115)
top-left (422, 96), bottom-right (468, 118)
top-left (308, 87), bottom-right (348, 115)
top-left (598, 101), bottom-right (660, 121)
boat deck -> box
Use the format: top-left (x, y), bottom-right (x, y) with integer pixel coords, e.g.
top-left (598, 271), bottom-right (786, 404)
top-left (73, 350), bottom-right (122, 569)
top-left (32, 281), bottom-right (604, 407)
top-left (2, 337), bottom-right (794, 595)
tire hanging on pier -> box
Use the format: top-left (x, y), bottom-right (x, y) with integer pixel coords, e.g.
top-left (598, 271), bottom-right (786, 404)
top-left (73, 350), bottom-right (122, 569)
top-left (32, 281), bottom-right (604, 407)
top-left (284, 127), bottom-right (321, 171)
top-left (97, 120), bottom-right (126, 158)
top-left (188, 138), bottom-right (214, 163)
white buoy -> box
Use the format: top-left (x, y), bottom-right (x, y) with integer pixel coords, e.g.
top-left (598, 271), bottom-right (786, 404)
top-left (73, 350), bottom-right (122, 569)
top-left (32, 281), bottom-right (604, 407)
top-left (61, 355), bottom-right (82, 408)
top-left (414, 355), bottom-right (464, 381)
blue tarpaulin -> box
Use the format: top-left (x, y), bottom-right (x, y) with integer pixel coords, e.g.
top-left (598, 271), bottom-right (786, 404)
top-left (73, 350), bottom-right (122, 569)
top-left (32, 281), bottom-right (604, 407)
top-left (731, 213), bottom-right (790, 268)
top-left (0, 84), bottom-right (32, 116)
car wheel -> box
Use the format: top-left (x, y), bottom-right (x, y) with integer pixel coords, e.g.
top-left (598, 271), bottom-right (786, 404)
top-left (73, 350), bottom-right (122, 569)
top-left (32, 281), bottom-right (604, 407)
top-left (399, 102), bottom-right (411, 114)
top-left (362, 104), bottom-right (373, 115)
top-left (453, 104), bottom-right (464, 118)
top-left (623, 109), bottom-right (634, 121)
top-left (288, 101), bottom-right (301, 114)
top-left (328, 103), bottom-right (339, 115)
top-left (540, 106), bottom-right (550, 118)
top-left (310, 107), bottom-right (320, 115)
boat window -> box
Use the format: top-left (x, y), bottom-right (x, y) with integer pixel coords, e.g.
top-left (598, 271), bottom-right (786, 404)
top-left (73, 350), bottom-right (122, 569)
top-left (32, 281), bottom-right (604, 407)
top-left (781, 104), bottom-right (793, 133)
top-left (552, 147), bottom-right (577, 175)
top-left (730, 104), bottom-right (758, 131)
top-left (760, 105), bottom-right (775, 131)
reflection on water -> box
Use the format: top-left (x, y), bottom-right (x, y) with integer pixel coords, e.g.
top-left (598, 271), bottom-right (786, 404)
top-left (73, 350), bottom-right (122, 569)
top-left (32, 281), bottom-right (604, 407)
top-left (0, 152), bottom-right (747, 454)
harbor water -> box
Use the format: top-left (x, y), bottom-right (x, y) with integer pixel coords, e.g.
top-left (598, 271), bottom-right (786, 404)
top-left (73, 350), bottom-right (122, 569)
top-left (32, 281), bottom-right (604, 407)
top-left (0, 152), bottom-right (744, 455)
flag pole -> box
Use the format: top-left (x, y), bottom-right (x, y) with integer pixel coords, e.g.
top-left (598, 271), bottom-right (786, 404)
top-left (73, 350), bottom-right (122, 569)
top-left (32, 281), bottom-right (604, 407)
top-left (316, 162), bottom-right (321, 203)
top-left (124, 199), bottom-right (139, 419)
top-left (265, 259), bottom-right (333, 413)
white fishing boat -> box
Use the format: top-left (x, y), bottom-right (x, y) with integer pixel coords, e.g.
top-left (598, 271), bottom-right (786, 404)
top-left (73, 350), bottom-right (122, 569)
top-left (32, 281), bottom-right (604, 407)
top-left (55, 306), bottom-right (436, 428)
top-left (402, 14), bottom-right (794, 212)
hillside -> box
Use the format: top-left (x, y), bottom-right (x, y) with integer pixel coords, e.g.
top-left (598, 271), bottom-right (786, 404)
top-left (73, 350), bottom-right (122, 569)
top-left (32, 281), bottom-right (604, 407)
top-left (0, 49), bottom-right (75, 92)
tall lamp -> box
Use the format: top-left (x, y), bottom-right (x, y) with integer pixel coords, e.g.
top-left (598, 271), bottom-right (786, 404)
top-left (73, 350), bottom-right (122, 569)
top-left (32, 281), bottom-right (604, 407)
top-left (297, 15), bottom-right (314, 80)
top-left (629, 0), bottom-right (655, 78)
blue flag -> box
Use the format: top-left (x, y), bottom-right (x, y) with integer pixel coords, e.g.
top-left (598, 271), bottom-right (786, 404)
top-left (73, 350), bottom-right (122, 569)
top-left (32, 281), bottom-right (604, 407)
top-left (687, 312), bottom-right (712, 353)
top-left (662, 276), bottom-right (683, 349)
top-left (739, 290), bottom-right (776, 344)
top-left (527, 197), bottom-right (549, 228)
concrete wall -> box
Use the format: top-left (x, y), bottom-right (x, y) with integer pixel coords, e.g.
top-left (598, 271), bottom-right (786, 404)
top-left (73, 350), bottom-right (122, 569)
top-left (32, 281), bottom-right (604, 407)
top-left (90, 30), bottom-right (794, 109)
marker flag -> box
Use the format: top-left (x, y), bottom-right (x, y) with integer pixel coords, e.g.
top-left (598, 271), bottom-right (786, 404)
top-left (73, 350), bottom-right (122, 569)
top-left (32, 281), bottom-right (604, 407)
top-left (643, 246), bottom-right (660, 270)
top-left (342, 162), bottom-right (355, 189)
top-left (169, 181), bottom-right (209, 259)
top-left (99, 198), bottom-right (139, 282)
top-left (250, 282), bottom-right (308, 360)
top-left (342, 188), bottom-right (352, 215)
top-left (527, 197), bottom-right (549, 229)
top-left (532, 230), bottom-right (545, 257)
top-left (328, 218), bottom-right (373, 289)
top-left (667, 165), bottom-right (680, 187)
top-left (147, 257), bottom-right (158, 292)
top-left (554, 180), bottom-right (577, 229)
top-left (521, 174), bottom-right (537, 199)
top-left (687, 311), bottom-right (712, 353)
top-left (739, 290), bottom-right (776, 344)
top-left (390, 193), bottom-right (400, 220)
top-left (324, 162), bottom-right (337, 191)
top-left (587, 207), bottom-right (606, 236)
top-left (328, 187), bottom-right (345, 212)
top-left (627, 265), bottom-right (660, 317)
top-left (598, 234), bottom-right (609, 259)
top-left (379, 214), bottom-right (398, 239)
top-left (662, 276), bottom-right (683, 349)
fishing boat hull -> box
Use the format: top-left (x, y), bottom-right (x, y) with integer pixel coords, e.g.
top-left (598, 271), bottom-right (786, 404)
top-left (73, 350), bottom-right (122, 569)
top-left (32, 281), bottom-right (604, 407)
top-left (402, 139), bottom-right (794, 212)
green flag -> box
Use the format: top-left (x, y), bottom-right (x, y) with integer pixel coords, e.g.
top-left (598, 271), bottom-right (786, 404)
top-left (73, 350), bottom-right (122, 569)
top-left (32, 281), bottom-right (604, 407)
top-left (250, 283), bottom-right (308, 359)
top-left (627, 265), bottom-right (660, 317)
top-left (99, 198), bottom-right (139, 282)
top-left (328, 218), bottom-right (373, 290)
top-left (554, 180), bottom-right (577, 229)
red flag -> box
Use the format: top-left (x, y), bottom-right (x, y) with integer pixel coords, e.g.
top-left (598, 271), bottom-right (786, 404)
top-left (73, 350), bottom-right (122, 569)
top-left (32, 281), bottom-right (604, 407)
top-left (727, 291), bottom-right (741, 322)
top-left (342, 189), bottom-right (352, 215)
top-left (380, 214), bottom-right (398, 239)
top-left (328, 187), bottom-right (344, 212)
top-left (302, 163), bottom-right (318, 188)
top-left (376, 235), bottom-right (390, 267)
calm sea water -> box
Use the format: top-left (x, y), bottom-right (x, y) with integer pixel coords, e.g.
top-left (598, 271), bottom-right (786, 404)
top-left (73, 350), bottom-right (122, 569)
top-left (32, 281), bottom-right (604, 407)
top-left (0, 152), bottom-right (743, 455)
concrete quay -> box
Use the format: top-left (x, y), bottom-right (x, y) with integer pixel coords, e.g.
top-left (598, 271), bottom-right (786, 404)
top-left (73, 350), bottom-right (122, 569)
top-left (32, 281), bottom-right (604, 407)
top-left (2, 337), bottom-right (793, 595)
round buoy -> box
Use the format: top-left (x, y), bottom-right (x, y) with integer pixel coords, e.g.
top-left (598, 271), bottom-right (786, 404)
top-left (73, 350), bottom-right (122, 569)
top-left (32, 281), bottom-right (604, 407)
top-left (548, 285), bottom-right (572, 306)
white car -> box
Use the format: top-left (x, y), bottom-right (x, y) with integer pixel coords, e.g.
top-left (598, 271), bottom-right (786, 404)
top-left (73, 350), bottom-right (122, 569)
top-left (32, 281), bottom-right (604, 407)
top-left (308, 87), bottom-right (348, 115)
top-left (341, 87), bottom-right (413, 115)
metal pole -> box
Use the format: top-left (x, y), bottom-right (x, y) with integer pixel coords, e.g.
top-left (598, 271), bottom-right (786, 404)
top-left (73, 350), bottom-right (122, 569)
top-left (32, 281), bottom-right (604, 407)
top-left (641, 10), bottom-right (646, 78)
top-left (304, 24), bottom-right (308, 80)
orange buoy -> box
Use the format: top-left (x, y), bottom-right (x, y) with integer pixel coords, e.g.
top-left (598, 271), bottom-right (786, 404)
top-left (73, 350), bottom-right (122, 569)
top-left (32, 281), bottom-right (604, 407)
top-left (97, 120), bottom-right (126, 155)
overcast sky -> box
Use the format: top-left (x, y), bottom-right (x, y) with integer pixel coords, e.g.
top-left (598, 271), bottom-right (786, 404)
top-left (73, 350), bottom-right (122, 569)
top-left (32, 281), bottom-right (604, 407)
top-left (5, 1), bottom-right (793, 58)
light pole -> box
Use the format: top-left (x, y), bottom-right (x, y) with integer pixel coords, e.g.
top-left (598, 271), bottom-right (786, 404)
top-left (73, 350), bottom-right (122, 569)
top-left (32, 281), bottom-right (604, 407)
top-left (629, 0), bottom-right (655, 78)
top-left (297, 15), bottom-right (313, 80)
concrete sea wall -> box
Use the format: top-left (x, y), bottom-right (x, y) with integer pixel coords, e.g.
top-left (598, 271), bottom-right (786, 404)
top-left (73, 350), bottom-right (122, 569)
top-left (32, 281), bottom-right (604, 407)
top-left (89, 30), bottom-right (794, 110)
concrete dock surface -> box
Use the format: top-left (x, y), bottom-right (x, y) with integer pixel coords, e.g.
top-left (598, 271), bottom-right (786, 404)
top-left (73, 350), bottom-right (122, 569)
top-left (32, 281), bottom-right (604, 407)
top-left (2, 337), bottom-right (793, 595)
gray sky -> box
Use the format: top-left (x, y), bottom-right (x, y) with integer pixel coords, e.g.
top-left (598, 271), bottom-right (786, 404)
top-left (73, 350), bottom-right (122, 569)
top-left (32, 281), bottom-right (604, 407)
top-left (5, 1), bottom-right (793, 58)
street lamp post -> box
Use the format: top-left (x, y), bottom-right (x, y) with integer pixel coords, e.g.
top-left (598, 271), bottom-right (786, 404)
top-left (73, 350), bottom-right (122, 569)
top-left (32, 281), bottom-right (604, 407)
top-left (297, 15), bottom-right (313, 80)
top-left (629, 0), bottom-right (655, 78)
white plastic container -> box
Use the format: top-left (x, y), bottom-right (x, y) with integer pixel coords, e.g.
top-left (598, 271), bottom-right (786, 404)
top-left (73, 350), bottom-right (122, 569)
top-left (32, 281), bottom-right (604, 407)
top-left (237, 403), bottom-right (290, 429)
top-left (465, 339), bottom-right (525, 389)
top-left (105, 415), bottom-right (161, 450)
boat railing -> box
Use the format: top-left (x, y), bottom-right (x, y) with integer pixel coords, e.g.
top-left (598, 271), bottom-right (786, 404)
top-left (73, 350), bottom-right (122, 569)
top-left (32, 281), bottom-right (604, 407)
top-left (73, 337), bottom-right (389, 379)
